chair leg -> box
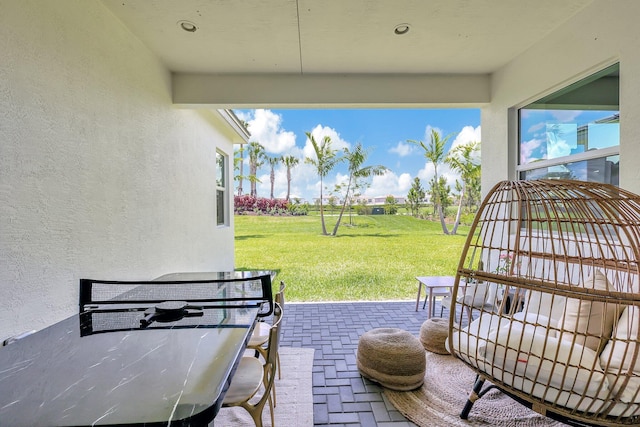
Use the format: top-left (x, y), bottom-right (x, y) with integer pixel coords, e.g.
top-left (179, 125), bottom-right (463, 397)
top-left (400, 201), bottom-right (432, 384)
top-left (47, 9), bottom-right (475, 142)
top-left (277, 352), bottom-right (281, 379)
top-left (465, 306), bottom-right (473, 324)
top-left (272, 350), bottom-right (281, 408)
top-left (254, 345), bottom-right (279, 409)
top-left (460, 375), bottom-right (485, 419)
top-left (269, 388), bottom-right (275, 427)
top-left (241, 390), bottom-right (272, 427)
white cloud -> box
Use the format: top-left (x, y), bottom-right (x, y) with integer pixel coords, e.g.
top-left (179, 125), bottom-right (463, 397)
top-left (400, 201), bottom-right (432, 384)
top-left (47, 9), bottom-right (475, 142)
top-left (417, 162), bottom-right (436, 184)
top-left (244, 109), bottom-right (297, 154)
top-left (363, 171), bottom-right (413, 198)
top-left (450, 125), bottom-right (481, 150)
top-left (528, 121), bottom-right (546, 135)
top-left (302, 124), bottom-right (350, 160)
top-left (417, 161), bottom-right (460, 192)
top-left (256, 166), bottom-right (291, 199)
top-left (546, 137), bottom-right (571, 159)
top-left (423, 125), bottom-right (445, 142)
top-left (520, 138), bottom-right (543, 164)
top-left (389, 141), bottom-right (413, 157)
top-left (449, 125), bottom-right (482, 164)
top-left (551, 110), bottom-right (582, 123)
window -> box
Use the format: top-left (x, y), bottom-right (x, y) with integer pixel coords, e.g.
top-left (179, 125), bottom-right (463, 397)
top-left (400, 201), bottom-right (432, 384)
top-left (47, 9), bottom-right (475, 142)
top-left (216, 151), bottom-right (228, 226)
top-left (518, 63), bottom-right (619, 185)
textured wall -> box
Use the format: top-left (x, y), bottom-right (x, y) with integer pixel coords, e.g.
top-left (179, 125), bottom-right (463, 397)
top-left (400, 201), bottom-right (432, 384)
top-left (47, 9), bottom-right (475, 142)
top-left (0, 1), bottom-right (237, 338)
top-left (482, 0), bottom-right (640, 196)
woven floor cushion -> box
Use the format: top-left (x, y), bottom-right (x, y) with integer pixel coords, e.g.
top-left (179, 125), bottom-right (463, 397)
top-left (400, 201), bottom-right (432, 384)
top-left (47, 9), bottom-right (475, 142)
top-left (420, 318), bottom-right (450, 355)
top-left (357, 328), bottom-right (425, 391)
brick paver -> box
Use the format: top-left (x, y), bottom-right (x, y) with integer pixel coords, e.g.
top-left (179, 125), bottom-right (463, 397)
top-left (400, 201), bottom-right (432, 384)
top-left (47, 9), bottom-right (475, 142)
top-left (280, 301), bottom-right (441, 426)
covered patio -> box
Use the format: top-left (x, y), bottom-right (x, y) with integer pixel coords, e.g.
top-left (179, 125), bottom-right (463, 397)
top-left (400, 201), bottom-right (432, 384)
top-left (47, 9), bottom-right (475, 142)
top-left (3, 1), bottom-right (640, 425)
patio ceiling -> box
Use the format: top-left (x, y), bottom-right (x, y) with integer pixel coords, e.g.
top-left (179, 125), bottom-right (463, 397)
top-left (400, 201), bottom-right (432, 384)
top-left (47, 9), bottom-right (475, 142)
top-left (101, 0), bottom-right (594, 106)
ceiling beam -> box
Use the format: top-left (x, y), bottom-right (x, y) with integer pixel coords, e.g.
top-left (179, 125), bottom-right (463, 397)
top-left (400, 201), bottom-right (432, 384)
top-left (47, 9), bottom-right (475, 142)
top-left (172, 73), bottom-right (491, 108)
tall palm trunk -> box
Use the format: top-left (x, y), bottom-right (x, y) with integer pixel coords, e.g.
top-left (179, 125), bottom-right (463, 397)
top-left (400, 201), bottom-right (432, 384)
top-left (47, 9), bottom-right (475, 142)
top-left (451, 185), bottom-right (464, 235)
top-left (286, 167), bottom-right (291, 201)
top-left (270, 168), bottom-right (275, 199)
top-left (433, 165), bottom-right (450, 235)
top-left (319, 181), bottom-right (327, 235)
top-left (250, 164), bottom-right (257, 197)
top-left (332, 175), bottom-right (353, 236)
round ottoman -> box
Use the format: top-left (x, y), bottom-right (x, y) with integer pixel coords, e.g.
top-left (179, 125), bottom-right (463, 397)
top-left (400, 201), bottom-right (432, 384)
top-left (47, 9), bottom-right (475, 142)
top-left (420, 318), bottom-right (450, 355)
top-left (356, 328), bottom-right (425, 391)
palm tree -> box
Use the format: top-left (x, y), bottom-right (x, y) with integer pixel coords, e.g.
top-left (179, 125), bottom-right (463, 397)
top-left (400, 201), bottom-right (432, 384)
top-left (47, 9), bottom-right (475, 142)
top-left (247, 141), bottom-right (265, 197)
top-left (235, 120), bottom-right (250, 196)
top-left (234, 145), bottom-right (246, 196)
top-left (331, 143), bottom-right (387, 236)
top-left (409, 130), bottom-right (452, 235)
top-left (281, 155), bottom-right (299, 202)
top-left (266, 155), bottom-right (281, 199)
top-left (446, 141), bottom-right (481, 234)
top-left (304, 132), bottom-right (340, 235)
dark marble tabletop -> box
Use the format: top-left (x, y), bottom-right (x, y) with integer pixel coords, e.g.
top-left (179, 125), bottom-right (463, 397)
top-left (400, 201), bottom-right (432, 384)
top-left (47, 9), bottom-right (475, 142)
top-left (0, 303), bottom-right (259, 426)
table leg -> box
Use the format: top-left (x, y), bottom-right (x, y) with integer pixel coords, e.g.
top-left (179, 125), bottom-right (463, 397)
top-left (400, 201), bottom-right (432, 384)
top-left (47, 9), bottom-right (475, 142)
top-left (427, 288), bottom-right (434, 319)
top-left (415, 280), bottom-right (423, 311)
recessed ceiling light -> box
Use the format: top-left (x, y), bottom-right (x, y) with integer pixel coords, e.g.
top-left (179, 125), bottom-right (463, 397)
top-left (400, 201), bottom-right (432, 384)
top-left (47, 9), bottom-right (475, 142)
top-left (394, 23), bottom-right (410, 35)
top-left (177, 20), bottom-right (198, 33)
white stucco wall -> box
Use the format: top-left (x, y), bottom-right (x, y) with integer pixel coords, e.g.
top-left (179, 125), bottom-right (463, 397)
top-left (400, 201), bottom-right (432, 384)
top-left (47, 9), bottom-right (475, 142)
top-left (483, 0), bottom-right (640, 196)
top-left (0, 1), bottom-right (239, 338)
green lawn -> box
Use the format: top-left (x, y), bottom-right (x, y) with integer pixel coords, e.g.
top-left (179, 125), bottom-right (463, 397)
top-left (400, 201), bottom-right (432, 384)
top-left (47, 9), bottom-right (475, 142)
top-left (234, 214), bottom-right (469, 302)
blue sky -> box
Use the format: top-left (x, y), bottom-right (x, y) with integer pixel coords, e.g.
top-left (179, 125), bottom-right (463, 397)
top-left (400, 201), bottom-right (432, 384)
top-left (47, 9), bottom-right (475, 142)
top-left (235, 109), bottom-right (481, 202)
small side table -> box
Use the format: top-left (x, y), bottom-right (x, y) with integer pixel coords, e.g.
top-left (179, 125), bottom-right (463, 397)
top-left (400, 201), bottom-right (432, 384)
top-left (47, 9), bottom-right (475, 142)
top-left (415, 276), bottom-right (455, 318)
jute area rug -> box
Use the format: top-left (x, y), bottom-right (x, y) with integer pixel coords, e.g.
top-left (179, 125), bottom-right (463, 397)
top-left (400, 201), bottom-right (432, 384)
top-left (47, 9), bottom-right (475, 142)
top-left (214, 347), bottom-right (315, 426)
top-left (384, 352), bottom-right (566, 426)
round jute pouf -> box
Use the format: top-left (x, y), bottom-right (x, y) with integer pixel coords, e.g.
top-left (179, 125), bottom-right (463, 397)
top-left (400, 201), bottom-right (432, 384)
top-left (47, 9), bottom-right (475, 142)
top-left (357, 328), bottom-right (425, 391)
top-left (420, 318), bottom-right (450, 355)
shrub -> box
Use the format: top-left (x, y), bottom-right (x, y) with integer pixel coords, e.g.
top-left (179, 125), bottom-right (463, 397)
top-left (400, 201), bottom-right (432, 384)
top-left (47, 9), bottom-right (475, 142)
top-left (234, 195), bottom-right (297, 215)
top-left (288, 203), bottom-right (309, 216)
top-left (460, 212), bottom-right (477, 226)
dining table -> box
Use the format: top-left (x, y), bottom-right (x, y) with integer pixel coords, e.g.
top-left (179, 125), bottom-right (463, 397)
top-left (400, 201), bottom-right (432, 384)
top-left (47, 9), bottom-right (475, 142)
top-left (0, 271), bottom-right (275, 427)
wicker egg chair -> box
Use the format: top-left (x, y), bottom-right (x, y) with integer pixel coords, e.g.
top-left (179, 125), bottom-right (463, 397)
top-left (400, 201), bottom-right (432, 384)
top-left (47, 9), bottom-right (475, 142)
top-left (447, 179), bottom-right (640, 426)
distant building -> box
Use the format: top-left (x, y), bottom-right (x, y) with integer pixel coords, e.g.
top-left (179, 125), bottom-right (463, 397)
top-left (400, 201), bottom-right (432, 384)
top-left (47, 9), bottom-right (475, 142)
top-left (355, 195), bottom-right (406, 206)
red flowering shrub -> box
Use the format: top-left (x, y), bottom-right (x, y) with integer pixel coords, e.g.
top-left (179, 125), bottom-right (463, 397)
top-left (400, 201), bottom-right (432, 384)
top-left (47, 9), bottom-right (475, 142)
top-left (234, 195), bottom-right (294, 215)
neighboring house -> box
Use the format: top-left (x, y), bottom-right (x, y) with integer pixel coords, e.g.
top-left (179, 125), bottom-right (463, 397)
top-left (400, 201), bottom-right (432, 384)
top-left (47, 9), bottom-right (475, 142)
top-left (358, 196), bottom-right (407, 206)
top-left (313, 195), bottom-right (406, 206)
top-left (1, 0), bottom-right (639, 339)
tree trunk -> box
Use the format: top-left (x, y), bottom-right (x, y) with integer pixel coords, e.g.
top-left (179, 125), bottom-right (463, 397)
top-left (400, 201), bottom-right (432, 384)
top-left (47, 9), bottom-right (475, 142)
top-left (437, 204), bottom-right (450, 235)
top-left (270, 169), bottom-right (275, 199)
top-left (433, 166), bottom-right (450, 235)
top-left (451, 186), bottom-right (465, 235)
top-left (238, 145), bottom-right (244, 196)
top-left (319, 181), bottom-right (327, 235)
top-left (250, 164), bottom-right (257, 197)
top-left (286, 168), bottom-right (291, 201)
top-left (331, 176), bottom-right (353, 236)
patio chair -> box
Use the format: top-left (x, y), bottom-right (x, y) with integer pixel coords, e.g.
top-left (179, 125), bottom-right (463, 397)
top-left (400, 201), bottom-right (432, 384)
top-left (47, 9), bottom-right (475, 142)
top-left (440, 280), bottom-right (494, 322)
top-left (248, 281), bottom-right (286, 405)
top-left (222, 301), bottom-right (283, 427)
top-left (447, 179), bottom-right (640, 426)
